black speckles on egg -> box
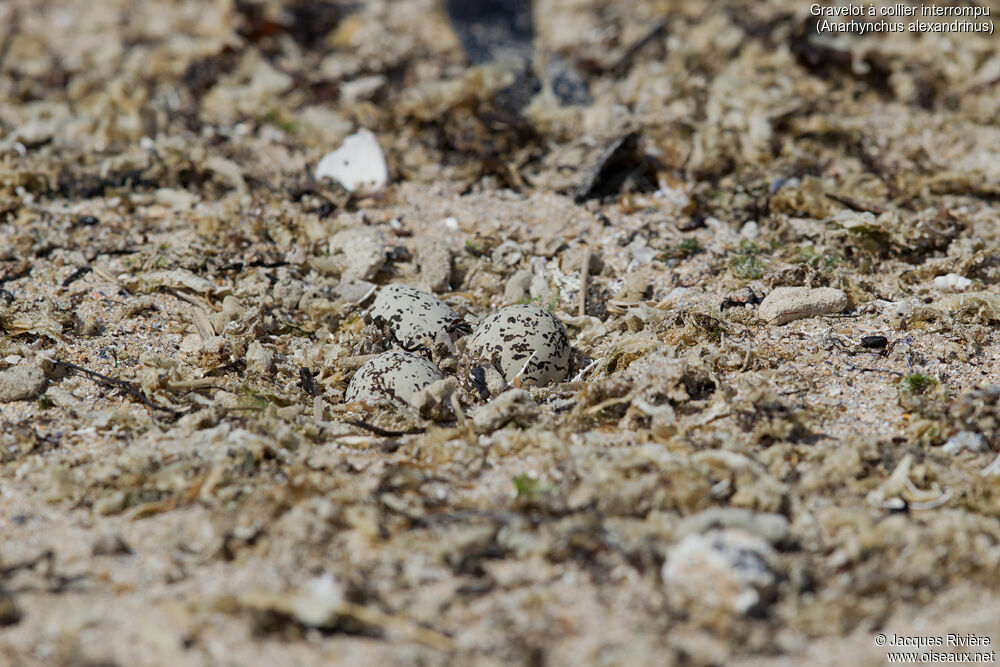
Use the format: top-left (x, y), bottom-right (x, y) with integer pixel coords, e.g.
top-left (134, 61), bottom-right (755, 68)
top-left (466, 304), bottom-right (570, 387)
top-left (345, 349), bottom-right (444, 407)
top-left (367, 284), bottom-right (462, 349)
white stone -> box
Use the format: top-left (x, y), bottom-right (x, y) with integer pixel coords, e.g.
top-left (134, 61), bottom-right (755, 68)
top-left (741, 220), bottom-right (760, 239)
top-left (933, 273), bottom-right (972, 292)
top-left (942, 431), bottom-right (986, 455)
top-left (328, 229), bottom-right (387, 280)
top-left (246, 341), bottom-right (275, 374)
top-left (758, 286), bottom-right (849, 325)
top-left (315, 128), bottom-right (389, 193)
top-left (0, 365), bottom-right (46, 402)
top-left (472, 389), bottom-right (539, 433)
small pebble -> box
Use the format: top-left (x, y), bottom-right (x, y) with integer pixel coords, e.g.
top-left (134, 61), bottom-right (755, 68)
top-left (860, 335), bottom-right (888, 349)
top-left (942, 431), bottom-right (986, 455)
top-left (246, 341), bottom-right (275, 374)
top-left (933, 273), bottom-right (971, 292)
top-left (472, 389), bottom-right (539, 434)
top-left (328, 229), bottom-right (388, 280)
top-left (503, 270), bottom-right (532, 303)
top-left (0, 365), bottom-right (46, 402)
top-left (757, 286), bottom-right (849, 325)
top-left (740, 220), bottom-right (759, 240)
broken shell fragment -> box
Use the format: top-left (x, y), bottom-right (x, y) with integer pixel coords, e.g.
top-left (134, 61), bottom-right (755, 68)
top-left (466, 304), bottom-right (570, 388)
top-left (757, 286), bottom-right (849, 325)
top-left (315, 128), bottom-right (389, 193)
top-left (345, 349), bottom-right (445, 408)
top-left (367, 284), bottom-right (465, 349)
top-left (933, 273), bottom-right (971, 292)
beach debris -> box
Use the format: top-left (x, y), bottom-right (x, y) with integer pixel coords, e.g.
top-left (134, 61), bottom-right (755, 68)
top-left (860, 335), bottom-right (888, 349)
top-left (315, 128), bottom-right (389, 193)
top-left (757, 286), bottom-right (849, 325)
top-left (471, 388), bottom-right (538, 433)
top-left (574, 133), bottom-right (658, 202)
top-left (0, 364), bottom-right (46, 402)
top-left (933, 273), bottom-right (972, 292)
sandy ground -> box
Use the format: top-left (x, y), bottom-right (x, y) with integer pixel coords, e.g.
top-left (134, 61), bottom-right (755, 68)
top-left (3, 0), bottom-right (1000, 665)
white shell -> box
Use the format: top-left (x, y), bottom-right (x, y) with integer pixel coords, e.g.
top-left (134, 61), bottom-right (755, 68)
top-left (368, 284), bottom-right (461, 348)
top-left (315, 128), bottom-right (388, 193)
top-left (933, 273), bottom-right (971, 292)
top-left (345, 350), bottom-right (444, 407)
top-left (466, 304), bottom-right (570, 386)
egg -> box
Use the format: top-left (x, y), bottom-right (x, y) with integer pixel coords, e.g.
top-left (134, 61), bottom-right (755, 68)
top-left (466, 304), bottom-right (570, 388)
top-left (367, 284), bottom-right (465, 349)
top-left (345, 349), bottom-right (444, 407)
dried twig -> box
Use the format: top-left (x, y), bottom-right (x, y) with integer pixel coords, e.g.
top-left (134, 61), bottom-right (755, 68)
top-left (53, 359), bottom-right (179, 415)
top-left (825, 192), bottom-right (885, 214)
top-left (578, 247), bottom-right (591, 317)
top-left (344, 420), bottom-right (425, 437)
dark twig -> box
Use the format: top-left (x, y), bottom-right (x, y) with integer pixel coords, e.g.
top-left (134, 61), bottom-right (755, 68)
top-left (345, 420), bottom-right (426, 437)
top-left (609, 17), bottom-right (669, 76)
top-left (1, 549), bottom-right (86, 595)
top-left (825, 192), bottom-right (885, 215)
top-left (53, 360), bottom-right (179, 415)
top-left (0, 8), bottom-right (19, 71)
top-left (61, 266), bottom-right (91, 287)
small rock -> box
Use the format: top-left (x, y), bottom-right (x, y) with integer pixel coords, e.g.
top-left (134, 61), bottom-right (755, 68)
top-left (662, 529), bottom-right (779, 616)
top-left (411, 377), bottom-right (461, 422)
top-left (92, 533), bottom-right (133, 556)
top-left (933, 273), bottom-right (972, 292)
top-left (328, 229), bottom-right (388, 280)
top-left (212, 295), bottom-right (245, 333)
top-left (503, 270), bottom-right (532, 303)
top-left (860, 335), bottom-right (888, 349)
top-left (333, 279), bottom-right (377, 304)
top-left (942, 431), bottom-right (986, 455)
top-left (674, 508), bottom-right (789, 546)
top-left (246, 341), bottom-right (275, 374)
top-left (472, 389), bottom-right (539, 433)
top-left (758, 286), bottom-right (849, 325)
top-left (0, 365), bottom-right (46, 402)
top-left (491, 240), bottom-right (524, 266)
top-left (740, 220), bottom-right (760, 240)
top-left (414, 238), bottom-right (452, 292)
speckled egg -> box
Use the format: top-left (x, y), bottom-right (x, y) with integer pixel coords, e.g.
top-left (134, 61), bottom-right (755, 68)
top-left (367, 284), bottom-right (464, 349)
top-left (466, 304), bottom-right (570, 387)
top-left (345, 349), bottom-right (444, 407)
